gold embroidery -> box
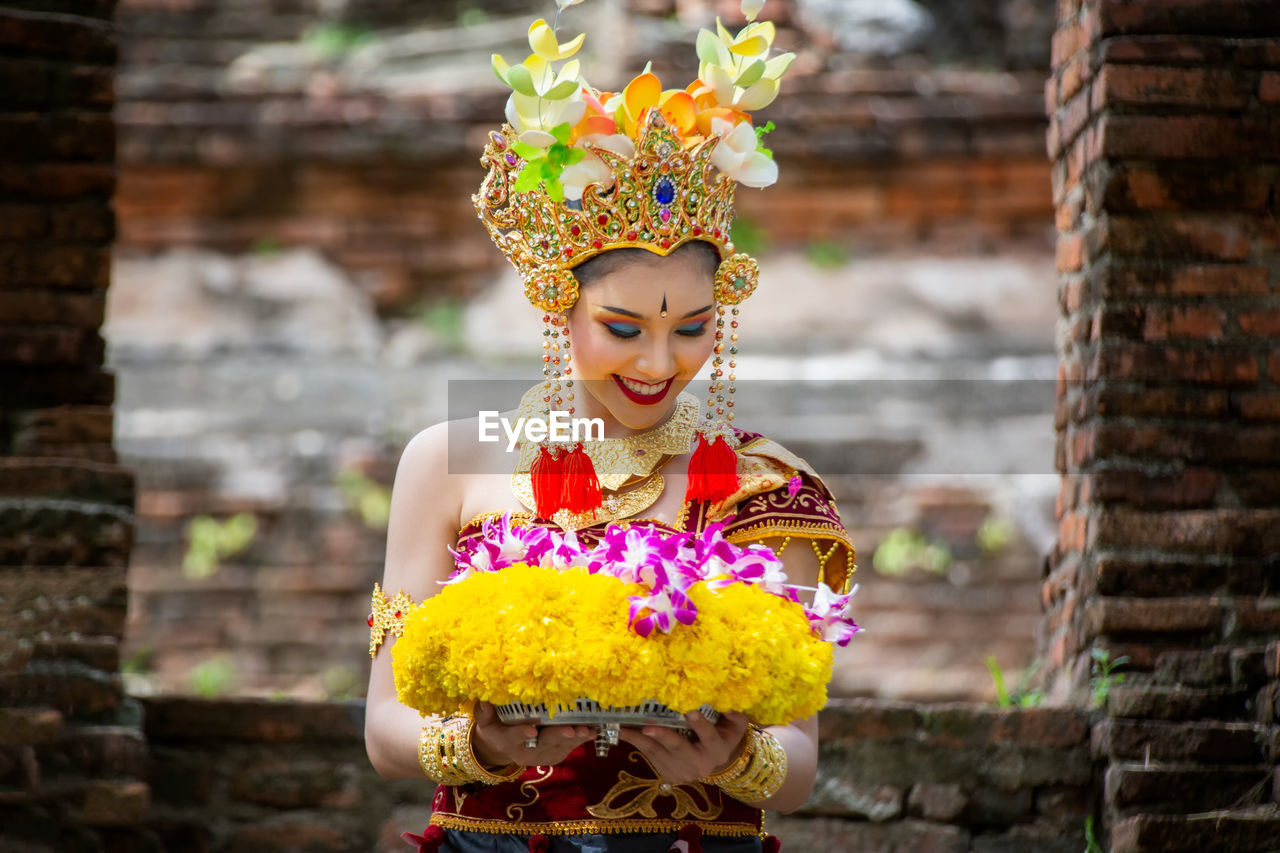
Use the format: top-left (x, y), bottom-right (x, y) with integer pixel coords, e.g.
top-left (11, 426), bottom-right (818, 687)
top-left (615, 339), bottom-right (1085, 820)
top-left (586, 771), bottom-right (722, 821)
top-left (512, 470), bottom-right (667, 531)
top-left (505, 766), bottom-right (553, 821)
top-left (428, 814), bottom-right (761, 838)
top-left (368, 583), bottom-right (415, 658)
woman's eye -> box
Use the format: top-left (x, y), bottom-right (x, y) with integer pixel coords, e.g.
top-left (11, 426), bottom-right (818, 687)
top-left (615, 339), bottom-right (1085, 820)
top-left (676, 322), bottom-right (708, 337)
top-left (604, 322), bottom-right (641, 339)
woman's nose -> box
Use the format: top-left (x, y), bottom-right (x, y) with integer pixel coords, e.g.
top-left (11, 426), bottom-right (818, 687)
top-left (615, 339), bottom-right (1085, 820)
top-left (634, 336), bottom-right (675, 379)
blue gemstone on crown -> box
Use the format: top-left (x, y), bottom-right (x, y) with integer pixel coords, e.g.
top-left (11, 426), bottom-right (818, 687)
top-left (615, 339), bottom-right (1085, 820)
top-left (654, 176), bottom-right (676, 206)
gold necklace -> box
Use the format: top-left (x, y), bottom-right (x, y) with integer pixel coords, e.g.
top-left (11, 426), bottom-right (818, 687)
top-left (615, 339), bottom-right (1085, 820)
top-left (509, 385), bottom-right (697, 530)
top-left (511, 385), bottom-right (698, 490)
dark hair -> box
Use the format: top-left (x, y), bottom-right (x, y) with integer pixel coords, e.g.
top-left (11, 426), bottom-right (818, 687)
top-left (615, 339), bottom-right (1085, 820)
top-left (570, 240), bottom-right (720, 288)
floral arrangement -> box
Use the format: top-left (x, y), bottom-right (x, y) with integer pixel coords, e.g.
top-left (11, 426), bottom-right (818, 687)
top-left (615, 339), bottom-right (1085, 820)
top-left (392, 515), bottom-right (859, 726)
top-left (489, 0), bottom-right (794, 202)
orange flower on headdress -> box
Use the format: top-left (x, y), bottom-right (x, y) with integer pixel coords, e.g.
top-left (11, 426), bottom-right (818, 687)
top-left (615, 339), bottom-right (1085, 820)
top-left (607, 72), bottom-right (700, 144)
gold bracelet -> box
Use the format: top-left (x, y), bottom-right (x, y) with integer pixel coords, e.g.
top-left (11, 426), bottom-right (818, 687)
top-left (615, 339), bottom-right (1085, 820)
top-left (418, 717), bottom-right (521, 786)
top-left (703, 725), bottom-right (788, 804)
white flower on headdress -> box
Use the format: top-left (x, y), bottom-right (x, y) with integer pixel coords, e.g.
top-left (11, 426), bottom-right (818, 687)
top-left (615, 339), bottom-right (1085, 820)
top-left (709, 117), bottom-right (777, 188)
top-left (504, 79), bottom-right (588, 148)
top-left (695, 19), bottom-right (795, 112)
top-left (741, 0), bottom-right (766, 21)
top-left (560, 133), bottom-right (636, 202)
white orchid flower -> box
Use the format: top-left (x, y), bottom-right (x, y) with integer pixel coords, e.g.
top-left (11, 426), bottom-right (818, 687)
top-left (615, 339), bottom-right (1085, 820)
top-left (695, 19), bottom-right (794, 111)
top-left (709, 116), bottom-right (777, 188)
top-left (741, 0), bottom-right (765, 21)
top-left (560, 133), bottom-right (636, 201)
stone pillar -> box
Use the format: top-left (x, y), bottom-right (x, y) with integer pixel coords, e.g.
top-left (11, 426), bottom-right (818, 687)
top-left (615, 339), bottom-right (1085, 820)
top-left (1043, 0), bottom-right (1280, 849)
top-left (0, 1), bottom-right (150, 848)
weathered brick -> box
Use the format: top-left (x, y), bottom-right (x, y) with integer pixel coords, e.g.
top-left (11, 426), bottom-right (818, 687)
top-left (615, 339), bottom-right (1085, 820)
top-left (1108, 683), bottom-right (1250, 721)
top-left (0, 246), bottom-right (112, 288)
top-left (0, 662), bottom-right (122, 716)
top-left (1100, 163), bottom-right (1272, 212)
top-left (1056, 231), bottom-right (1085, 272)
top-left (226, 820), bottom-right (349, 853)
top-left (12, 406), bottom-right (113, 448)
top-left (1094, 508), bottom-right (1280, 556)
top-left (1094, 65), bottom-right (1250, 110)
top-left (0, 163), bottom-right (114, 200)
top-left (0, 204), bottom-right (48, 239)
top-left (1237, 310), bottom-right (1280, 337)
top-left (1106, 764), bottom-right (1270, 813)
top-left (1104, 214), bottom-right (1251, 262)
top-left (48, 202), bottom-right (114, 242)
top-left (0, 328), bottom-right (105, 366)
top-left (80, 780), bottom-right (148, 827)
top-left (907, 782), bottom-right (967, 821)
top-left (0, 367), bottom-right (115, 407)
top-left (768, 816), bottom-right (970, 853)
top-left (1098, 113), bottom-right (1280, 160)
top-left (142, 696), bottom-right (365, 743)
top-left (965, 786), bottom-right (1033, 825)
top-left (1094, 344), bottom-right (1258, 384)
top-left (1261, 71), bottom-right (1280, 105)
top-left (0, 708), bottom-right (62, 746)
top-left (0, 290), bottom-right (105, 328)
top-left (1113, 813), bottom-right (1280, 853)
top-left (1092, 386), bottom-right (1228, 419)
top-left (1236, 393), bottom-right (1280, 421)
top-left (229, 758), bottom-right (365, 811)
top-left (1097, 1), bottom-right (1280, 38)
top-left (1093, 718), bottom-right (1267, 763)
top-left (1266, 641), bottom-right (1280, 679)
top-left (1152, 648), bottom-right (1231, 687)
top-left (1095, 263), bottom-right (1269, 299)
top-left (0, 459), bottom-right (131, 503)
top-left (805, 775), bottom-right (903, 821)
top-left (1089, 469), bottom-right (1220, 508)
top-left (1084, 596), bottom-right (1222, 635)
top-left (1094, 554), bottom-right (1272, 597)
top-left (1233, 597), bottom-right (1280, 635)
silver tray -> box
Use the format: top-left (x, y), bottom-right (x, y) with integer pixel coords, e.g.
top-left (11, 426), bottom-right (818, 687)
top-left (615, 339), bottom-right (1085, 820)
top-left (494, 700), bottom-right (720, 756)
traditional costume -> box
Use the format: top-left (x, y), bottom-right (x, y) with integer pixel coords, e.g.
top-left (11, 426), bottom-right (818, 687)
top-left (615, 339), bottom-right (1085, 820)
top-left (369, 2), bottom-right (858, 849)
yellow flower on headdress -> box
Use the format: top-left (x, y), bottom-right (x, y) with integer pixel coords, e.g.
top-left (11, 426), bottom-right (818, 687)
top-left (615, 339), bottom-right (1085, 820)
top-left (607, 71), bottom-right (700, 143)
top-left (492, 20), bottom-right (589, 147)
top-left (527, 17), bottom-right (585, 62)
top-left (695, 19), bottom-right (795, 112)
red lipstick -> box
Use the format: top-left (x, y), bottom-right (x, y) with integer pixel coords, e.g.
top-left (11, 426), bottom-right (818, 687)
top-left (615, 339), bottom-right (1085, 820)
top-left (612, 375), bottom-right (674, 405)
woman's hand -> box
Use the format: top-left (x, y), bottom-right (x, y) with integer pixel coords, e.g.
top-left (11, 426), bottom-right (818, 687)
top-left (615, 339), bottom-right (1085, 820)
top-left (470, 701), bottom-right (597, 769)
top-left (616, 710), bottom-right (750, 785)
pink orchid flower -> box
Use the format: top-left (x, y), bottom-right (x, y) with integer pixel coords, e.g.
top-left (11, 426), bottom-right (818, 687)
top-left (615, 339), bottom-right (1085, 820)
top-left (805, 582), bottom-right (861, 646)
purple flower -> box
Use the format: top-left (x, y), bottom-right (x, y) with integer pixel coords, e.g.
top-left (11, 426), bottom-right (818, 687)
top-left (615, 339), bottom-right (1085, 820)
top-left (787, 474), bottom-right (802, 498)
top-left (539, 529), bottom-right (590, 570)
top-left (480, 512), bottom-right (551, 569)
top-left (804, 582), bottom-right (861, 646)
top-left (627, 571), bottom-right (698, 637)
top-left (589, 525), bottom-right (665, 584)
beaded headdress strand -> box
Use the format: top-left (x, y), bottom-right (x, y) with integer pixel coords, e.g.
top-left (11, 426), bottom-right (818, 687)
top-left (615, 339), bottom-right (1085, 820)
top-left (474, 0), bottom-right (794, 521)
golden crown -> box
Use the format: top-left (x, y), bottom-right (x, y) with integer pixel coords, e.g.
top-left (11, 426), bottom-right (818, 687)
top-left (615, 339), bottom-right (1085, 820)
top-left (474, 111), bottom-right (760, 314)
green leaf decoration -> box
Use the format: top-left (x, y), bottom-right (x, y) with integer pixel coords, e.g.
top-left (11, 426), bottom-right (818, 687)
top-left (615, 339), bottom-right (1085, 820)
top-left (506, 64), bottom-right (538, 97)
top-left (735, 59), bottom-right (766, 87)
top-left (512, 140), bottom-right (546, 160)
top-left (513, 162), bottom-right (543, 193)
top-left (545, 78), bottom-right (581, 101)
top-left (551, 122), bottom-right (573, 146)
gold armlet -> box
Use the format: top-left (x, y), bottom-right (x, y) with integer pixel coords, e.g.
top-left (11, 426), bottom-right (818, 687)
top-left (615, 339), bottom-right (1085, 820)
top-left (702, 725), bottom-right (787, 804)
top-left (368, 583), bottom-right (415, 659)
top-left (418, 717), bottom-right (521, 786)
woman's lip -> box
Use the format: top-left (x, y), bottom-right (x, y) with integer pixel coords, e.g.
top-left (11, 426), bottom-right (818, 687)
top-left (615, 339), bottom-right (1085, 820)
top-left (612, 374), bottom-right (674, 405)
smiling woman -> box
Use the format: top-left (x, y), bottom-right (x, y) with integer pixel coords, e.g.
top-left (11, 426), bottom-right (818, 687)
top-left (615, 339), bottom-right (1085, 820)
top-left (363, 2), bottom-right (858, 851)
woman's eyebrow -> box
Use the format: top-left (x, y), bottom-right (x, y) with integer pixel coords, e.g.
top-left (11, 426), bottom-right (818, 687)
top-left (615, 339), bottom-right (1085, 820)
top-left (597, 304), bottom-right (715, 319)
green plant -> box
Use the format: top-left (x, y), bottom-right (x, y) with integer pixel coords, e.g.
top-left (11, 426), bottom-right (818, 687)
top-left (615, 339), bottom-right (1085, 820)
top-left (976, 515), bottom-right (1015, 555)
top-left (301, 23), bottom-right (376, 60)
top-left (985, 656), bottom-right (1045, 708)
top-left (323, 666), bottom-right (358, 700)
top-left (729, 216), bottom-right (771, 256)
top-left (336, 467), bottom-right (392, 529)
top-left (1089, 647), bottom-right (1129, 710)
top-left (458, 7), bottom-right (489, 28)
top-left (804, 239), bottom-right (850, 269)
top-left (121, 647), bottom-right (154, 675)
top-left (871, 528), bottom-right (951, 576)
top-left (250, 237), bottom-right (283, 256)
top-left (1083, 815), bottom-right (1103, 853)
top-left (189, 655), bottom-right (237, 698)
top-left (183, 513), bottom-right (257, 580)
top-left (413, 298), bottom-right (466, 352)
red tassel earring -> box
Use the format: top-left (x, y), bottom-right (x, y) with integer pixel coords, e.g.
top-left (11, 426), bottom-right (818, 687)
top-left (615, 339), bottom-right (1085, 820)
top-left (685, 303), bottom-right (740, 505)
top-left (532, 313), bottom-right (602, 520)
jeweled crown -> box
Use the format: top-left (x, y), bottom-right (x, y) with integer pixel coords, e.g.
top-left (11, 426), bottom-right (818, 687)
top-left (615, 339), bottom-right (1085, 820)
top-left (475, 111), bottom-right (757, 312)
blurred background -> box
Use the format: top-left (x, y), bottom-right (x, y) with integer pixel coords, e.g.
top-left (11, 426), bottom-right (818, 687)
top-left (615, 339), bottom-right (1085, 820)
top-left (107, 0), bottom-right (1060, 707)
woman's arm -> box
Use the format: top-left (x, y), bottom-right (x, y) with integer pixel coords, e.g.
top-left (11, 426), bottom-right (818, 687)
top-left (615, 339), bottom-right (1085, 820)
top-left (365, 423), bottom-right (462, 779)
top-left (616, 536), bottom-right (823, 814)
top-left (364, 423), bottom-right (596, 779)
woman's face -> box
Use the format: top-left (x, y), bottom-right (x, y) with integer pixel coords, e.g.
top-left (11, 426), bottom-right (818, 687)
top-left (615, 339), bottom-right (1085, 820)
top-left (565, 249), bottom-right (717, 434)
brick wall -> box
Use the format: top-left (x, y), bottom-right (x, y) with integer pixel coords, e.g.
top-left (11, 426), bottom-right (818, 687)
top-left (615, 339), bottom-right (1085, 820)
top-left (139, 696), bottom-right (1092, 852)
top-left (1042, 0), bottom-right (1280, 848)
top-left (0, 1), bottom-right (154, 849)
top-left (112, 0), bottom-right (1055, 313)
